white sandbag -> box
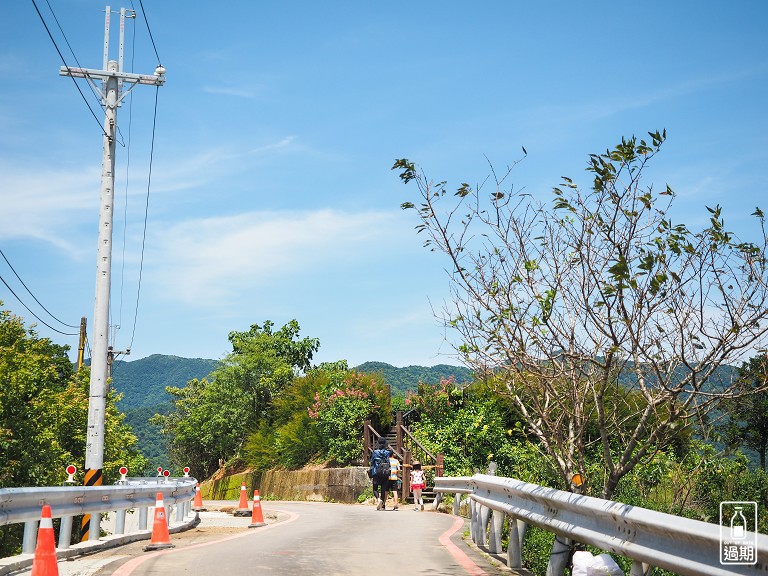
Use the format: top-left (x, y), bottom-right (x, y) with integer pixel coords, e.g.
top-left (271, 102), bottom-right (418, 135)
top-left (571, 550), bottom-right (594, 576)
top-left (587, 553), bottom-right (625, 576)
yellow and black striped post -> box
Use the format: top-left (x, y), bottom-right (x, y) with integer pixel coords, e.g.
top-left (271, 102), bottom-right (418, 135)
top-left (80, 468), bottom-right (103, 542)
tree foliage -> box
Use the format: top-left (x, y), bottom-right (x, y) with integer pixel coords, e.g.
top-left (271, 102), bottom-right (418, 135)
top-left (0, 305), bottom-right (146, 554)
top-left (394, 132), bottom-right (768, 498)
top-left (308, 370), bottom-right (389, 465)
top-left (244, 362), bottom-right (391, 470)
top-left (720, 353), bottom-right (768, 469)
top-left (154, 320), bottom-right (319, 477)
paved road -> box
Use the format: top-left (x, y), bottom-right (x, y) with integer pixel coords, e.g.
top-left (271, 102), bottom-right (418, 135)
top-left (16, 501), bottom-right (519, 576)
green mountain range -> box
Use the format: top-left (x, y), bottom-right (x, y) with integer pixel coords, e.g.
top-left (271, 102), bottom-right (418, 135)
top-left (109, 354), bottom-right (472, 470)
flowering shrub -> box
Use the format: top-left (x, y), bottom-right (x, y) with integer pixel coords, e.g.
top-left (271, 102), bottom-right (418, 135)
top-left (308, 372), bottom-right (387, 465)
top-left (405, 376), bottom-right (460, 421)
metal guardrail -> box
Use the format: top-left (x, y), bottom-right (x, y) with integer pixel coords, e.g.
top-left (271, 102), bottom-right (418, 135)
top-left (435, 473), bottom-right (768, 576)
top-left (0, 476), bottom-right (198, 572)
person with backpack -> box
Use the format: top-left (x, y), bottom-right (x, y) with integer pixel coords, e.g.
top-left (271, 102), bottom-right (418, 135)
top-left (370, 437), bottom-right (391, 510)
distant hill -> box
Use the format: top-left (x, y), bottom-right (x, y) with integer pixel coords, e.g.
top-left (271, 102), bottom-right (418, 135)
top-left (111, 354), bottom-right (219, 410)
top-left (110, 354), bottom-right (472, 470)
top-left (110, 354), bottom-right (219, 471)
top-left (353, 361), bottom-right (473, 395)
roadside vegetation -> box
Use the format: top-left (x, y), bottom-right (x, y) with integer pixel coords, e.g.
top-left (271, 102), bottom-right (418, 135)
top-left (0, 305), bottom-right (146, 556)
top-left (3, 133), bottom-right (767, 571)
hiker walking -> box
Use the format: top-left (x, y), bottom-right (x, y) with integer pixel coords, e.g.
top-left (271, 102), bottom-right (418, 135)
top-left (370, 437), bottom-right (391, 510)
top-left (410, 461), bottom-right (426, 511)
top-left (387, 453), bottom-right (401, 510)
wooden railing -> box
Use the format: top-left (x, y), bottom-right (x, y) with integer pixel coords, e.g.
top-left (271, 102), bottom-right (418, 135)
top-left (363, 411), bottom-right (443, 503)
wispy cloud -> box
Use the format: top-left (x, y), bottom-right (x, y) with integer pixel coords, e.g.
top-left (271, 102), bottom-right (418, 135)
top-left (152, 136), bottom-right (299, 192)
top-left (201, 85), bottom-right (257, 99)
top-left (147, 208), bottom-right (408, 305)
top-left (0, 160), bottom-right (97, 251)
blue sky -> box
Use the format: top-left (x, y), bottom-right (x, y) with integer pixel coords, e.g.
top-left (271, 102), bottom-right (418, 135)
top-left (1, 1), bottom-right (766, 368)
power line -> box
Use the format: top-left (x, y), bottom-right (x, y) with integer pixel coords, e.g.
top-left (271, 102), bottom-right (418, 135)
top-left (29, 0), bottom-right (111, 140)
top-left (129, 85), bottom-right (160, 350)
top-left (136, 0), bottom-right (162, 65)
top-left (0, 248), bottom-right (79, 329)
top-left (0, 274), bottom-right (78, 336)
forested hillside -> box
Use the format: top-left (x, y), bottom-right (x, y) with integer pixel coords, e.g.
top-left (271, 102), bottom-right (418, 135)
top-left (112, 355), bottom-right (471, 469)
top-left (111, 354), bottom-right (218, 470)
top-left (353, 361), bottom-right (472, 394)
top-left (111, 354), bottom-right (219, 409)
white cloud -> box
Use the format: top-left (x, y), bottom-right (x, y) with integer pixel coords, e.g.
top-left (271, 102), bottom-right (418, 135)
top-left (147, 208), bottom-right (407, 304)
top-left (201, 86), bottom-right (257, 99)
top-left (0, 160), bottom-right (97, 251)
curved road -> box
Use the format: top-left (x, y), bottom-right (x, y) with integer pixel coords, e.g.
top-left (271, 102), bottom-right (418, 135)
top-left (62, 501), bottom-right (515, 576)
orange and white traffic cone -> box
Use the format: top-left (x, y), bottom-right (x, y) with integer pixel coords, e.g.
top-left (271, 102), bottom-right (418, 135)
top-left (192, 483), bottom-right (207, 512)
top-left (248, 490), bottom-right (266, 528)
top-left (144, 493), bottom-right (175, 551)
top-left (233, 481), bottom-right (250, 517)
top-left (31, 505), bottom-right (58, 576)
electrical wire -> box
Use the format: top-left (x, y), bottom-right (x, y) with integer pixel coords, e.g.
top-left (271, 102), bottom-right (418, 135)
top-left (0, 274), bottom-right (78, 336)
top-left (136, 0), bottom-right (162, 65)
top-left (29, 0), bottom-right (110, 140)
top-left (128, 85), bottom-right (160, 350)
top-left (42, 0), bottom-right (103, 114)
top-left (0, 248), bottom-right (79, 329)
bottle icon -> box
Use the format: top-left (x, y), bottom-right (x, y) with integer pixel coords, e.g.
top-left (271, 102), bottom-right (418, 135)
top-left (731, 506), bottom-right (747, 539)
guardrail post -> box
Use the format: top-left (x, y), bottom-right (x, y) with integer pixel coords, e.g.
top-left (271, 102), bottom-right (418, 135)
top-left (545, 535), bottom-right (571, 576)
top-left (479, 503), bottom-right (490, 546)
top-left (453, 494), bottom-right (461, 516)
top-left (175, 502), bottom-right (184, 522)
top-left (488, 509), bottom-right (504, 554)
top-left (22, 520), bottom-right (38, 554)
top-left (139, 506), bottom-right (148, 530)
top-left (507, 517), bottom-right (524, 569)
top-left (116, 509), bottom-right (126, 535)
top-left (469, 499), bottom-right (479, 543)
top-left (629, 560), bottom-right (651, 576)
top-left (58, 515), bottom-right (73, 549)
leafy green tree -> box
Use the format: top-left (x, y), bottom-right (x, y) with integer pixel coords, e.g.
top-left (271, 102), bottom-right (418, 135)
top-left (0, 305), bottom-right (145, 554)
top-left (244, 367), bottom-right (330, 470)
top-left (720, 353), bottom-right (768, 470)
top-left (395, 132), bottom-right (768, 498)
top-left (406, 378), bottom-right (541, 479)
top-left (1, 308), bottom-right (74, 487)
top-left (155, 320), bottom-right (319, 477)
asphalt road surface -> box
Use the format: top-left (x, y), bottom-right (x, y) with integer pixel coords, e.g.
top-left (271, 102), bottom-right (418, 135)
top-left (22, 501), bottom-right (521, 576)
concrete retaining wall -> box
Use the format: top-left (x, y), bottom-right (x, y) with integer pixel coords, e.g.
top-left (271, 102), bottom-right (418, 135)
top-left (260, 467), bottom-right (371, 503)
top-left (201, 467), bottom-right (372, 504)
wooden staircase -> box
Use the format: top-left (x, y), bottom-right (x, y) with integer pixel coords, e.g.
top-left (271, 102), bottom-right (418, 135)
top-left (364, 411), bottom-right (444, 507)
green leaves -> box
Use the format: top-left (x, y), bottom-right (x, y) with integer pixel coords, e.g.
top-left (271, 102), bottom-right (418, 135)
top-left (391, 158), bottom-right (417, 184)
top-left (159, 320), bottom-right (321, 476)
top-left (456, 183), bottom-right (472, 197)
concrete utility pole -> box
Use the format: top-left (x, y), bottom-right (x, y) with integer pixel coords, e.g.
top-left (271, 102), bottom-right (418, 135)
top-left (59, 6), bottom-right (165, 541)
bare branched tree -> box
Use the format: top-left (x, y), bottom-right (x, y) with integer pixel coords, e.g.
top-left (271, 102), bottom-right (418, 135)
top-left (394, 131), bottom-right (768, 499)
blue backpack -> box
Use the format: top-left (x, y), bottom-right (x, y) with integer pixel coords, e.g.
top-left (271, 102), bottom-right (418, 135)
top-left (371, 449), bottom-right (391, 481)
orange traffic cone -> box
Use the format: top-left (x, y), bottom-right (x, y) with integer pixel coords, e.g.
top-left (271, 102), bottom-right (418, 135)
top-left (31, 505), bottom-right (58, 576)
top-left (233, 481), bottom-right (250, 517)
top-left (144, 493), bottom-right (175, 551)
top-left (248, 490), bottom-right (266, 528)
top-left (192, 483), bottom-right (207, 512)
